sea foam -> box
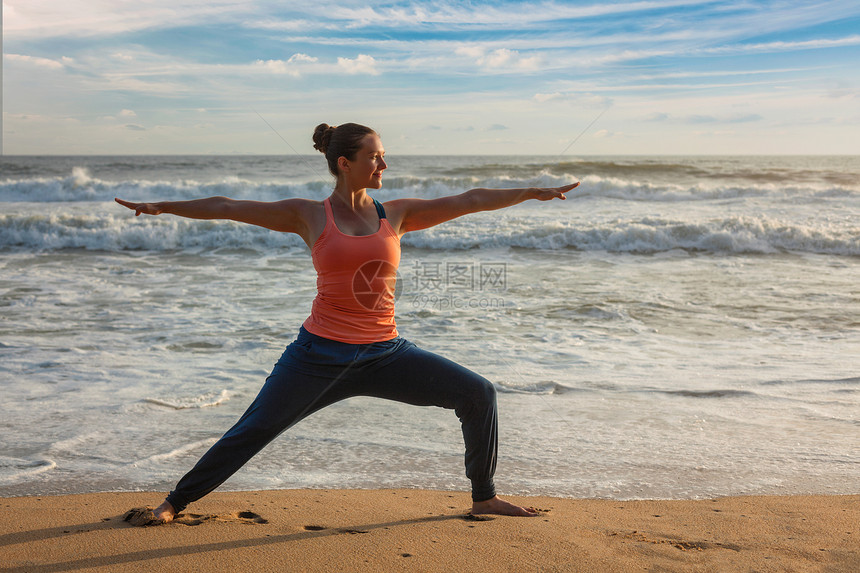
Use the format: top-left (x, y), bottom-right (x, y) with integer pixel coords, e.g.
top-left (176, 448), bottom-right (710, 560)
top-left (1, 210), bottom-right (856, 255)
top-left (0, 457), bottom-right (57, 485)
top-left (144, 389), bottom-right (235, 410)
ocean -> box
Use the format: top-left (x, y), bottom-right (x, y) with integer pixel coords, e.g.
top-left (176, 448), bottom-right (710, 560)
top-left (1, 154), bottom-right (857, 500)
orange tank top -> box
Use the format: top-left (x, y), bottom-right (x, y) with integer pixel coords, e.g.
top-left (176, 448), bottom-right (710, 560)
top-left (302, 197), bottom-right (401, 343)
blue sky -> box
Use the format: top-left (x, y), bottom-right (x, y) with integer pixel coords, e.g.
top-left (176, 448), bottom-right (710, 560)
top-left (4, 0), bottom-right (860, 154)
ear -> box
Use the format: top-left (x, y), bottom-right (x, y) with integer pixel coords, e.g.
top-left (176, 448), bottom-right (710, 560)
top-left (337, 156), bottom-right (350, 172)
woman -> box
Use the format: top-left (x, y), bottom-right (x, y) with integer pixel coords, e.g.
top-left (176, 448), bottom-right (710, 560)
top-left (117, 123), bottom-right (578, 523)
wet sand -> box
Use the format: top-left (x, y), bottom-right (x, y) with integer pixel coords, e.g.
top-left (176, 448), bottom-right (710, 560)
top-left (1, 490), bottom-right (857, 572)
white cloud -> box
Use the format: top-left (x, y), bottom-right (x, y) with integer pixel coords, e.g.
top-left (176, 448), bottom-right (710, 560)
top-left (534, 92), bottom-right (613, 107)
top-left (243, 18), bottom-right (323, 32)
top-left (586, 48), bottom-right (674, 65)
top-left (4, 53), bottom-right (65, 69)
top-left (255, 53), bottom-right (372, 77)
top-left (255, 58), bottom-right (307, 77)
top-left (288, 53), bottom-right (318, 64)
top-left (15, 0), bottom-right (702, 40)
top-left (455, 47), bottom-right (541, 71)
top-left (631, 67), bottom-right (816, 81)
top-left (643, 112), bottom-right (764, 124)
top-left (4, 0), bottom-right (247, 38)
top-left (647, 112), bottom-right (670, 122)
top-left (316, 0), bottom-right (718, 29)
top-left (534, 92), bottom-right (563, 103)
top-left (7, 0), bottom-right (860, 154)
top-left (454, 46), bottom-right (484, 60)
top-left (551, 78), bottom-right (795, 95)
top-left (482, 49), bottom-right (517, 68)
top-left (703, 35), bottom-right (860, 55)
top-left (252, 52), bottom-right (380, 76)
top-left (337, 54), bottom-right (380, 75)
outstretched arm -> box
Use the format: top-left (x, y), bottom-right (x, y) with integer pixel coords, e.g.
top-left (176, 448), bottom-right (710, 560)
top-left (386, 182), bottom-right (579, 235)
top-left (115, 196), bottom-right (313, 237)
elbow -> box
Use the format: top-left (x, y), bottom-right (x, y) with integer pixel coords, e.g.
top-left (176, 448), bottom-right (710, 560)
top-left (464, 188), bottom-right (487, 212)
top-left (213, 196), bottom-right (236, 216)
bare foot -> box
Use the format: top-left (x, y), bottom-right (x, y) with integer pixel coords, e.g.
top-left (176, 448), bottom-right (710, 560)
top-left (471, 496), bottom-right (538, 517)
top-left (152, 500), bottom-right (176, 523)
top-left (124, 500), bottom-right (176, 527)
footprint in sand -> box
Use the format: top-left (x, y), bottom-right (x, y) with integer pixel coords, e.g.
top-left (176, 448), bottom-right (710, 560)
top-left (233, 511), bottom-right (269, 524)
top-left (175, 510), bottom-right (269, 526)
top-left (123, 508), bottom-right (268, 527)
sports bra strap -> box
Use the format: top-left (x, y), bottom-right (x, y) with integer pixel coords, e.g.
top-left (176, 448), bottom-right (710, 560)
top-left (372, 199), bottom-right (387, 220)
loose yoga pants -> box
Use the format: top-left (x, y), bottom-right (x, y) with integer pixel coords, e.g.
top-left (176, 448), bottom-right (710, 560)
top-left (165, 327), bottom-right (498, 512)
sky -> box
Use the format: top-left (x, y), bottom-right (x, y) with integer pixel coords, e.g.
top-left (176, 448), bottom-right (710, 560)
top-left (3, 0), bottom-right (860, 155)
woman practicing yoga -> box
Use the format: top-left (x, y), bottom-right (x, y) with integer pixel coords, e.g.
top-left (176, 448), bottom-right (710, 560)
top-left (116, 122), bottom-right (579, 523)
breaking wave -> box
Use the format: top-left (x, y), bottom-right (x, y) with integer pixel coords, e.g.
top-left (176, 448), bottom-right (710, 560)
top-left (1, 211), bottom-right (856, 255)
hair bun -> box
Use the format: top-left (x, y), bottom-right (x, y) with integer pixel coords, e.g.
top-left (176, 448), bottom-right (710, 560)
top-left (312, 123), bottom-right (337, 154)
top-left (312, 122), bottom-right (376, 177)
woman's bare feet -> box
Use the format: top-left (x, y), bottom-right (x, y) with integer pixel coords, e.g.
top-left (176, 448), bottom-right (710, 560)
top-left (152, 500), bottom-right (176, 523)
top-left (471, 495), bottom-right (538, 517)
top-left (125, 500), bottom-right (176, 527)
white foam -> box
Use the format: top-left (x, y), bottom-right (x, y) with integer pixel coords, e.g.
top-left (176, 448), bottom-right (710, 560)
top-left (50, 432), bottom-right (104, 454)
top-left (143, 389), bottom-right (234, 410)
top-left (133, 438), bottom-right (218, 466)
top-left (0, 209), bottom-right (856, 255)
top-left (2, 159), bottom-right (856, 204)
top-left (402, 215), bottom-right (860, 255)
top-left (1, 155), bottom-right (857, 500)
top-left (0, 170), bottom-right (329, 204)
top-left (0, 456), bottom-right (57, 485)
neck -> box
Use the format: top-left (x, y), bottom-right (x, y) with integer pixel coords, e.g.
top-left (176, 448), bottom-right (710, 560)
top-left (331, 183), bottom-right (369, 211)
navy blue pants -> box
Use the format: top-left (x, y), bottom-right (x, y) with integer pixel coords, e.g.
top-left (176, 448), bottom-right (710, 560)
top-left (165, 327), bottom-right (498, 511)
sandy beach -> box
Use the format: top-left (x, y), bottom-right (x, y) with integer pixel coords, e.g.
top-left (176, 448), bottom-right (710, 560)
top-left (1, 490), bottom-right (857, 572)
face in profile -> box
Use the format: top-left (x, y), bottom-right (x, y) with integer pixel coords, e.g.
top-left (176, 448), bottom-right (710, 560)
top-left (343, 134), bottom-right (387, 189)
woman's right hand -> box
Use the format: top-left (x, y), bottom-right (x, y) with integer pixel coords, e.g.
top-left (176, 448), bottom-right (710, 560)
top-left (115, 198), bottom-right (163, 216)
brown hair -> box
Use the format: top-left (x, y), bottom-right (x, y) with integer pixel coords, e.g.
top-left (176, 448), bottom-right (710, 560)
top-left (313, 123), bottom-right (377, 177)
